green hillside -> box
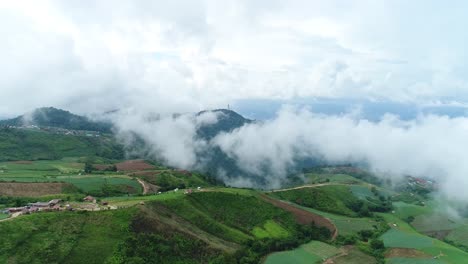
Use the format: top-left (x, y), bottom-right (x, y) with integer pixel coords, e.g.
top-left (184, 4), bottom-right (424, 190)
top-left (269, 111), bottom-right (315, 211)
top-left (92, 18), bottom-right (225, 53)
top-left (0, 128), bottom-right (124, 161)
top-left (0, 190), bottom-right (332, 264)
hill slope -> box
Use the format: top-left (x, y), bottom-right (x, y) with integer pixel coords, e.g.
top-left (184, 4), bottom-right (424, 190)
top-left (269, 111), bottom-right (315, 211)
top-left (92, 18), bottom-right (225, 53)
top-left (0, 128), bottom-right (124, 161)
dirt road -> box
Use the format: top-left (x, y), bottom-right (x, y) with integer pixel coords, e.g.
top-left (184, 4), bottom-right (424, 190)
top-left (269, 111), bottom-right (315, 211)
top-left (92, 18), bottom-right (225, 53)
top-left (136, 178), bottom-right (149, 195)
top-left (0, 212), bottom-right (21, 222)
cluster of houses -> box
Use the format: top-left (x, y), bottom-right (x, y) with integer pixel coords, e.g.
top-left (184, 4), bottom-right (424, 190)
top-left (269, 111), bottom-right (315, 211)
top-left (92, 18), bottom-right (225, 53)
top-left (2, 199), bottom-right (70, 215)
top-left (406, 176), bottom-right (436, 188)
top-left (2, 195), bottom-right (102, 216)
top-left (1, 125), bottom-right (101, 137)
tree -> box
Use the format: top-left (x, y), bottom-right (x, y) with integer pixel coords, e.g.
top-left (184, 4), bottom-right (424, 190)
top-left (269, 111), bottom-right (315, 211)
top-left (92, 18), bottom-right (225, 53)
top-left (370, 239), bottom-right (385, 250)
top-left (84, 162), bottom-right (93, 174)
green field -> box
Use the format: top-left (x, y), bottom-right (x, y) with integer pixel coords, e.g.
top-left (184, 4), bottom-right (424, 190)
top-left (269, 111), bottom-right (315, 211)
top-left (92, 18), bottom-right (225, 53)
top-left (272, 185), bottom-right (361, 216)
top-left (264, 240), bottom-right (340, 264)
top-left (393, 201), bottom-right (433, 219)
top-left (279, 200), bottom-right (376, 236)
top-left (349, 185), bottom-right (376, 200)
top-left (387, 258), bottom-right (442, 264)
top-left (446, 224), bottom-right (468, 247)
top-left (379, 213), bottom-right (468, 263)
top-left (253, 220), bottom-right (290, 239)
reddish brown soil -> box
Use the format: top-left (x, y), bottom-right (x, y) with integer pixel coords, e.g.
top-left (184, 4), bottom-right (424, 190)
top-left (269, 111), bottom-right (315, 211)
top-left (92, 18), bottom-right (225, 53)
top-left (115, 160), bottom-right (155, 171)
top-left (0, 182), bottom-right (72, 197)
top-left (129, 171), bottom-right (161, 177)
top-left (93, 164), bottom-right (111, 170)
top-left (260, 194), bottom-right (338, 239)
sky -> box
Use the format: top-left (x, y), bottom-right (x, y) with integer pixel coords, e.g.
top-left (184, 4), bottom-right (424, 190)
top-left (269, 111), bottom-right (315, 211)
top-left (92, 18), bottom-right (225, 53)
top-left (3, 1), bottom-right (468, 199)
top-left (1, 0), bottom-right (468, 117)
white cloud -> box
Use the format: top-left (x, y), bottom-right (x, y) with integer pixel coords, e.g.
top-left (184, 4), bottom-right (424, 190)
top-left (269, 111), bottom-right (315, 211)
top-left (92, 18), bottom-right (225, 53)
top-left (1, 0), bottom-right (468, 117)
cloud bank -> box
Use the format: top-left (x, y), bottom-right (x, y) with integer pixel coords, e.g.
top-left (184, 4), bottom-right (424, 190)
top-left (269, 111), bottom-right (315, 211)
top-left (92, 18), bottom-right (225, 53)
top-left (112, 107), bottom-right (468, 201)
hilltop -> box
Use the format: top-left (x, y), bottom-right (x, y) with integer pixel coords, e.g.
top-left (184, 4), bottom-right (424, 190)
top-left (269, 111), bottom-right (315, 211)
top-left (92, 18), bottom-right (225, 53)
top-left (0, 107), bottom-right (112, 133)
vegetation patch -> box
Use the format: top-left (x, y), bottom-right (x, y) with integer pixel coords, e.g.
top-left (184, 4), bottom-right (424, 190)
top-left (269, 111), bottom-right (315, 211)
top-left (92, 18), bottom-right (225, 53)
top-left (252, 220), bottom-right (290, 239)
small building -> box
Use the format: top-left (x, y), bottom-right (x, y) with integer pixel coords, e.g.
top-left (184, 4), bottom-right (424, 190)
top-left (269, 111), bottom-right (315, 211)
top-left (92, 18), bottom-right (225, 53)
top-left (8, 207), bottom-right (24, 213)
top-left (48, 199), bottom-right (62, 206)
top-left (28, 202), bottom-right (50, 208)
top-left (83, 196), bottom-right (96, 203)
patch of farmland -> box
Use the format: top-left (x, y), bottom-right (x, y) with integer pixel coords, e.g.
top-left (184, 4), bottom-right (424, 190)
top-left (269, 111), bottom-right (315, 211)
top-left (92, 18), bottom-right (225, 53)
top-left (446, 224), bottom-right (468, 247)
top-left (264, 240), bottom-right (339, 264)
top-left (381, 229), bottom-right (433, 249)
top-left (412, 213), bottom-right (462, 233)
top-left (60, 176), bottom-right (141, 193)
top-left (349, 185), bottom-right (375, 200)
top-left (115, 160), bottom-right (155, 171)
top-left (0, 182), bottom-right (75, 197)
top-left (387, 258), bottom-right (442, 264)
top-left (306, 173), bottom-right (363, 184)
top-left (297, 205), bottom-right (376, 236)
top-left (252, 220), bottom-right (289, 239)
top-left (331, 246), bottom-right (376, 264)
top-left (379, 213), bottom-right (468, 263)
top-left (393, 202), bottom-right (432, 219)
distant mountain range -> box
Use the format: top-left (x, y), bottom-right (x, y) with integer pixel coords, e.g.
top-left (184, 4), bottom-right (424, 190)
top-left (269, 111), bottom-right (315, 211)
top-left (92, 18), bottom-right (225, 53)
top-left (0, 107), bottom-right (318, 186)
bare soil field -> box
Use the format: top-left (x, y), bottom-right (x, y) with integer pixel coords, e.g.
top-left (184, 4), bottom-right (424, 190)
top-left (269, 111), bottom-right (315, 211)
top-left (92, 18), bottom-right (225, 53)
top-left (93, 164), bottom-right (111, 170)
top-left (0, 182), bottom-right (72, 196)
top-left (261, 194), bottom-right (338, 239)
top-left (115, 160), bottom-right (155, 171)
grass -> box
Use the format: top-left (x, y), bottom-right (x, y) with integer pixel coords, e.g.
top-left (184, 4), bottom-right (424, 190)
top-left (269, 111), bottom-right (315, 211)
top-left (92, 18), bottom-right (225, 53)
top-left (0, 208), bottom-right (136, 264)
top-left (0, 214), bottom-right (8, 220)
top-left (264, 241), bottom-right (339, 264)
top-left (253, 220), bottom-right (290, 239)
